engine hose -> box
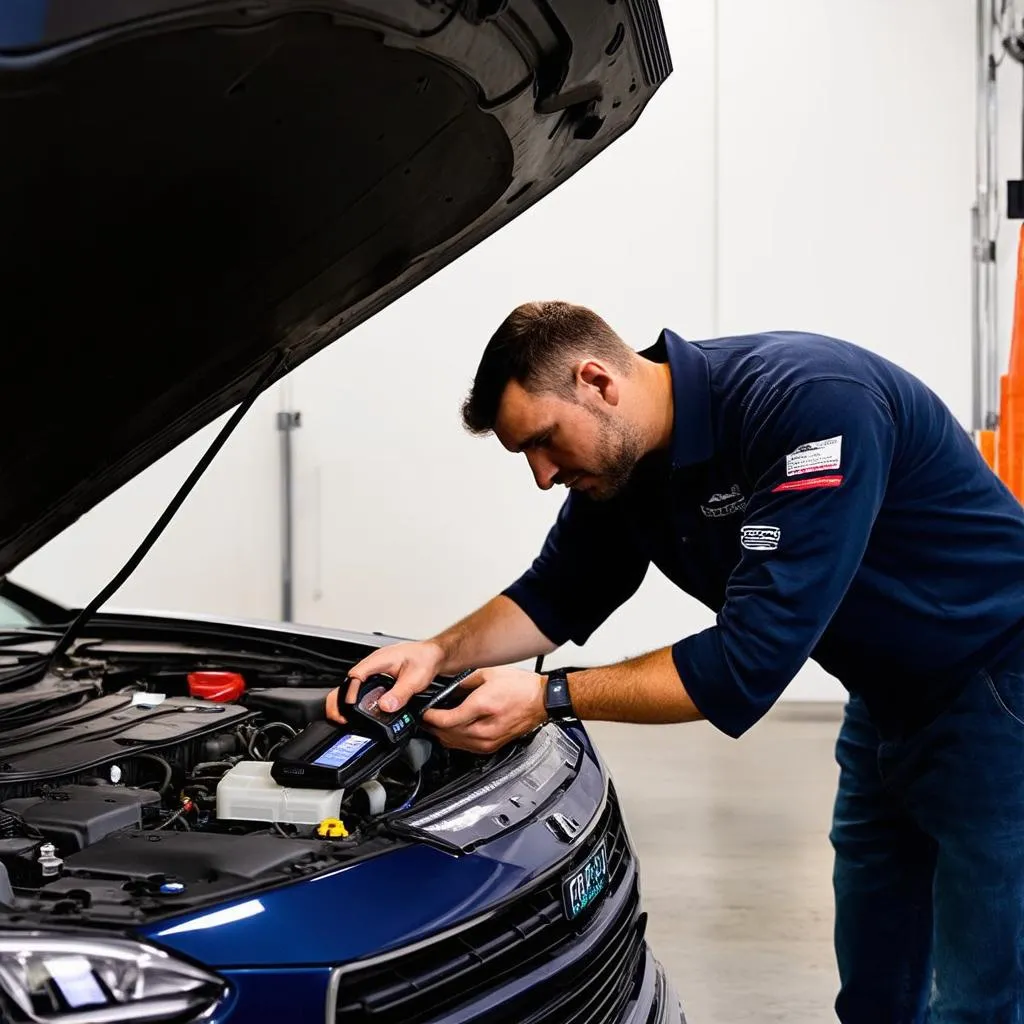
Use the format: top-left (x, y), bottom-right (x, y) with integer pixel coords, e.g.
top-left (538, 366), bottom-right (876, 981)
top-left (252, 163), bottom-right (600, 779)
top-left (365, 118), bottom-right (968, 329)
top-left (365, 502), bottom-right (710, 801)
top-left (132, 754), bottom-right (173, 795)
top-left (404, 739), bottom-right (431, 773)
top-left (265, 739), bottom-right (288, 760)
top-left (191, 761), bottom-right (235, 777)
top-left (356, 780), bottom-right (388, 817)
top-left (260, 722), bottom-right (298, 738)
top-left (395, 776), bottom-right (422, 813)
top-left (249, 722), bottom-right (299, 759)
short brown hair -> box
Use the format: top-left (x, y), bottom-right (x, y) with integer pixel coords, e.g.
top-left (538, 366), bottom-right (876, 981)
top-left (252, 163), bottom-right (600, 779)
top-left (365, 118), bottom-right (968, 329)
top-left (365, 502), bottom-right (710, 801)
top-left (461, 301), bottom-right (633, 434)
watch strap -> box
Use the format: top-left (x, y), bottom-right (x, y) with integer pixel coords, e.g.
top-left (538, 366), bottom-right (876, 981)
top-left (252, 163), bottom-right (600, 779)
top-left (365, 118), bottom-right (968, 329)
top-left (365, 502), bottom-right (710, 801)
top-left (544, 669), bottom-right (575, 721)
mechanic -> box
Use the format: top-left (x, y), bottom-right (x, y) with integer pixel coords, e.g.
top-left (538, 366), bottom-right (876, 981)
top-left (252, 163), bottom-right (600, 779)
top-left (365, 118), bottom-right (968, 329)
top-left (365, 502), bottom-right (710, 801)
top-left (326, 300), bottom-right (1024, 1023)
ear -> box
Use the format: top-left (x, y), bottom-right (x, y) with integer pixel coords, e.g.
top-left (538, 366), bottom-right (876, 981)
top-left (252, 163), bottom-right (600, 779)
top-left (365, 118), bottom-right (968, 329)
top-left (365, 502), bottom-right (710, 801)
top-left (577, 359), bottom-right (621, 407)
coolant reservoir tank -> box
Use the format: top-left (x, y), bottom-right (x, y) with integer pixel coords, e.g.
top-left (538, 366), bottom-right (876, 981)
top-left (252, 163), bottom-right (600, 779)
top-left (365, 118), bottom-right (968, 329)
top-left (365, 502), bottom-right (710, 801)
top-left (216, 761), bottom-right (344, 824)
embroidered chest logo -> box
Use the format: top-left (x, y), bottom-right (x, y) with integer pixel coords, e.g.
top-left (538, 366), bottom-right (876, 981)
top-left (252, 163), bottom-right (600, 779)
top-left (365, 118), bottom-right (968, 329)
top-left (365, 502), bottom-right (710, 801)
top-left (700, 484), bottom-right (747, 519)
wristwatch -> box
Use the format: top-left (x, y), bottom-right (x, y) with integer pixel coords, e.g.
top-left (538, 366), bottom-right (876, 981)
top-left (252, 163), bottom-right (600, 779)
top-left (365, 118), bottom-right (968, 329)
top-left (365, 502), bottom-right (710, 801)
top-left (543, 668), bottom-right (576, 722)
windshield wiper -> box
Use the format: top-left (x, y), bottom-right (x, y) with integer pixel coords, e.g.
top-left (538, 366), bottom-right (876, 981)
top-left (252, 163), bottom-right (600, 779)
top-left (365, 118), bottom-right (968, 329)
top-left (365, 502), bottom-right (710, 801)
top-left (46, 351), bottom-right (287, 671)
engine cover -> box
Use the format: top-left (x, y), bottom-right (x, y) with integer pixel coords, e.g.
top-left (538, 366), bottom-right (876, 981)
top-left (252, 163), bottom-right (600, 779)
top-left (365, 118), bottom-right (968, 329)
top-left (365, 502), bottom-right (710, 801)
top-left (63, 829), bottom-right (326, 886)
top-left (2, 784), bottom-right (161, 854)
top-left (0, 676), bottom-right (101, 726)
top-left (0, 694), bottom-right (255, 790)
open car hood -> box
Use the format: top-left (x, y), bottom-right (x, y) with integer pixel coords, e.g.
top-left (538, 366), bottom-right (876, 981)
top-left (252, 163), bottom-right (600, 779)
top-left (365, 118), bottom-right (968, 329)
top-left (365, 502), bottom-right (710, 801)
top-left (0, 0), bottom-right (669, 577)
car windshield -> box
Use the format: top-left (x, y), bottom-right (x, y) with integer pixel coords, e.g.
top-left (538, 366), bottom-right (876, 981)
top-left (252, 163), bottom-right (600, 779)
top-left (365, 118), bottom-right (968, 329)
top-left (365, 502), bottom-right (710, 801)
top-left (0, 595), bottom-right (42, 628)
top-left (0, 579), bottom-right (69, 635)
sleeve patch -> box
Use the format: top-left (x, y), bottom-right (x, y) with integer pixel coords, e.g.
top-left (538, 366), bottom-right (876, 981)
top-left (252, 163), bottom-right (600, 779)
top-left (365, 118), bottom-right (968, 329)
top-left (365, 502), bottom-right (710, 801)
top-left (772, 474), bottom-right (844, 493)
top-left (786, 435), bottom-right (842, 477)
top-left (740, 525), bottom-right (781, 551)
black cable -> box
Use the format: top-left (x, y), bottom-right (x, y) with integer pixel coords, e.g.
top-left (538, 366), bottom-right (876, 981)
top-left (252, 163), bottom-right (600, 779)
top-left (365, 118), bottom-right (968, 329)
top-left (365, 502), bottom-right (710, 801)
top-left (132, 753), bottom-right (173, 794)
top-left (190, 761), bottom-right (236, 777)
top-left (248, 721), bottom-right (297, 759)
top-left (259, 722), bottom-right (298, 738)
top-left (152, 805), bottom-right (190, 832)
top-left (47, 351), bottom-right (287, 669)
top-left (265, 739), bottom-right (288, 760)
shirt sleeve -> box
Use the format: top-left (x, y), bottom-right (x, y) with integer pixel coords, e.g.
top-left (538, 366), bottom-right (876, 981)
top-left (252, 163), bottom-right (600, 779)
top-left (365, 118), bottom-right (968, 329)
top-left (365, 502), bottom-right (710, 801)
top-left (502, 491), bottom-right (650, 648)
top-left (672, 378), bottom-right (897, 738)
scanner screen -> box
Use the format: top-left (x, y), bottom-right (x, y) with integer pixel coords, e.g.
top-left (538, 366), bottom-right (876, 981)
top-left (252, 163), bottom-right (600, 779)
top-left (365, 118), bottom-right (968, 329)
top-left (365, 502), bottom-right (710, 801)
top-left (313, 733), bottom-right (374, 769)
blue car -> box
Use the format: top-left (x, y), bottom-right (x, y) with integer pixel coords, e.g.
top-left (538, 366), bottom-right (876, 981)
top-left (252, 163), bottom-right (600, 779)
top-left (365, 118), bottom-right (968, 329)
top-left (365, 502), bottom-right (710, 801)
top-left (0, 3), bottom-right (680, 1022)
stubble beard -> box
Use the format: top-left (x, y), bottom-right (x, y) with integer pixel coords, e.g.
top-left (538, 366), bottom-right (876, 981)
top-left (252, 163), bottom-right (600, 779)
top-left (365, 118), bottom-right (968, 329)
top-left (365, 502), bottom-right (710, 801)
top-left (584, 410), bottom-right (646, 501)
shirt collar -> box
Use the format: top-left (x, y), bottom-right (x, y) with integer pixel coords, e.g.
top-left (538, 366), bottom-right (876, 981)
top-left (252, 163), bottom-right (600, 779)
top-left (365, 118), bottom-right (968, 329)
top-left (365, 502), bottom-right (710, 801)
top-left (640, 328), bottom-right (714, 470)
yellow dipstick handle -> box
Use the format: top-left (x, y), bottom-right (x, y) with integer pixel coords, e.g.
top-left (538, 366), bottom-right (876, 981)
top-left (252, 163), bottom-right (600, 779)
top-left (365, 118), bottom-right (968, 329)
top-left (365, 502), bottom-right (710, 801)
top-left (316, 818), bottom-right (349, 838)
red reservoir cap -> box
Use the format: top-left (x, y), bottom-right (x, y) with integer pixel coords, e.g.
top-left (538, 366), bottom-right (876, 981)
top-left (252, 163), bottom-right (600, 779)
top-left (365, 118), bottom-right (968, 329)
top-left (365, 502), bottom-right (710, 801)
top-left (187, 671), bottom-right (246, 702)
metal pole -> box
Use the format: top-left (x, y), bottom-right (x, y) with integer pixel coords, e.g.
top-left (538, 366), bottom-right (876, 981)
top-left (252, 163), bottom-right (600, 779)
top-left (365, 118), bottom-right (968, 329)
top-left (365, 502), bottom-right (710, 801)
top-left (974, 0), bottom-right (989, 433)
top-left (986, 48), bottom-right (1001, 428)
top-left (972, 202), bottom-right (984, 431)
top-left (277, 410), bottom-right (300, 621)
top-left (974, 0), bottom-right (1001, 432)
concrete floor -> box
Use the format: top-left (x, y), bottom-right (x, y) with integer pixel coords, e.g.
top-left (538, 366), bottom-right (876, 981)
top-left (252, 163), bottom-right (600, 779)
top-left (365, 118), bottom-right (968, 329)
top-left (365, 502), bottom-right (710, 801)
top-left (587, 702), bottom-right (845, 1024)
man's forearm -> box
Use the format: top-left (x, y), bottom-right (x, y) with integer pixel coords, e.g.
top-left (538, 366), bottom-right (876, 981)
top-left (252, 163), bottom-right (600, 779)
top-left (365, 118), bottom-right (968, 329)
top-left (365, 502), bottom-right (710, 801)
top-left (566, 646), bottom-right (704, 725)
top-left (429, 595), bottom-right (557, 673)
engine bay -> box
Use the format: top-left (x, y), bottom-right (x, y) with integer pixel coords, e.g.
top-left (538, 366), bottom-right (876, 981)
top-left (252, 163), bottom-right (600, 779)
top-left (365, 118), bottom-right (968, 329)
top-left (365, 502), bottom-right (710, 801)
top-left (0, 641), bottom-right (501, 924)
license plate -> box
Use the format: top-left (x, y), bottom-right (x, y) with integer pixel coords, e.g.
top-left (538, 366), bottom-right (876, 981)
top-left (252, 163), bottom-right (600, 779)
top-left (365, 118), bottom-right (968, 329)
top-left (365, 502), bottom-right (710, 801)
top-left (561, 839), bottom-right (609, 921)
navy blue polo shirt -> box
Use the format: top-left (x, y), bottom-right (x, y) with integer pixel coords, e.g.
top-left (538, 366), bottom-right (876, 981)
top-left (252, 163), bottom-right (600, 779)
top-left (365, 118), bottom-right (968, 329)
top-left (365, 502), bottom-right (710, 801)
top-left (503, 329), bottom-right (1024, 738)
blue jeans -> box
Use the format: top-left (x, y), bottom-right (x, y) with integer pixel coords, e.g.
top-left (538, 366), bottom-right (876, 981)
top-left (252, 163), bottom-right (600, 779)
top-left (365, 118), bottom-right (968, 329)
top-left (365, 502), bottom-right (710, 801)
top-left (831, 655), bottom-right (1024, 1023)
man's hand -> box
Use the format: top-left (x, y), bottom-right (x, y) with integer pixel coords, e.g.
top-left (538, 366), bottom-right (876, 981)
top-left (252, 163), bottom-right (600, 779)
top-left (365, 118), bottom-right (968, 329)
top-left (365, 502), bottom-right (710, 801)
top-left (421, 667), bottom-right (547, 754)
top-left (416, 647), bottom-right (705, 750)
top-left (323, 597), bottom-right (557, 725)
top-left (325, 640), bottom-right (444, 723)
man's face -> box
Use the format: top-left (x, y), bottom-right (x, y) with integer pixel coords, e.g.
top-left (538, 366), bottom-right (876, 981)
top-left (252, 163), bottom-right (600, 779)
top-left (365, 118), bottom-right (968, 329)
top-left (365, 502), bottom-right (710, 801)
top-left (494, 375), bottom-right (645, 501)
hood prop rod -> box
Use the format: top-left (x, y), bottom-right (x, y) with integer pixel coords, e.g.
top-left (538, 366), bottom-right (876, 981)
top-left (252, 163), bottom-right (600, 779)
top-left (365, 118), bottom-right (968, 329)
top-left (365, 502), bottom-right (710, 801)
top-left (47, 351), bottom-right (288, 670)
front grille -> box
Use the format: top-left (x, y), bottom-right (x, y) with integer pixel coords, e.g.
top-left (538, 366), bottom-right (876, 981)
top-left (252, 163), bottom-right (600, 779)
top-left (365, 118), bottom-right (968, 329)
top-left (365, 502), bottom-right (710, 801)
top-left (334, 787), bottom-right (644, 1024)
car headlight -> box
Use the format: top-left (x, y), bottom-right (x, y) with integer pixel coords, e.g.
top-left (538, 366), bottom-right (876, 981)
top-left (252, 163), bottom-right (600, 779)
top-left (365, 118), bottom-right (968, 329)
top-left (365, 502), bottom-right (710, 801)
top-left (0, 933), bottom-right (228, 1023)
top-left (390, 724), bottom-right (582, 851)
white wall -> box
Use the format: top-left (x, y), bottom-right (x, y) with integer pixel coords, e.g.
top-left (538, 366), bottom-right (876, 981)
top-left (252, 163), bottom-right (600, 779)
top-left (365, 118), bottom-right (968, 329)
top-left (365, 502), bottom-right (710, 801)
top-left (13, 0), bottom-right (978, 706)
top-left (713, 0), bottom-right (975, 698)
top-left (13, 392), bottom-right (283, 619)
